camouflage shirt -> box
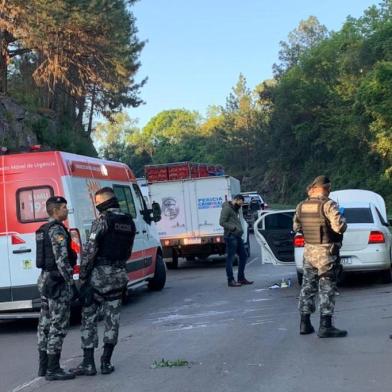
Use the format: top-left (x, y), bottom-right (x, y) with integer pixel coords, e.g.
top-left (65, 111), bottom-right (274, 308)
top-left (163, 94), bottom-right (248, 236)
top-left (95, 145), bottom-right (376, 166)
top-left (293, 196), bottom-right (347, 274)
top-left (80, 208), bottom-right (128, 293)
top-left (38, 218), bottom-right (73, 291)
top-left (80, 212), bottom-right (108, 280)
top-left (293, 197), bottom-right (347, 238)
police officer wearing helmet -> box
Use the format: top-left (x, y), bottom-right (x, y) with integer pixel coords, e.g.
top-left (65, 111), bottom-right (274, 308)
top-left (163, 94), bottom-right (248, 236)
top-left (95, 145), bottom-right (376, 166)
top-left (72, 187), bottom-right (136, 376)
top-left (293, 176), bottom-right (347, 338)
top-left (36, 196), bottom-right (77, 381)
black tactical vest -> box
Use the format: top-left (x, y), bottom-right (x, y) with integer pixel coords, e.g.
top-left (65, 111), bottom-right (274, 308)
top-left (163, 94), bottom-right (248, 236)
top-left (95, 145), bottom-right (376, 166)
top-left (297, 197), bottom-right (343, 245)
top-left (96, 211), bottom-right (136, 263)
top-left (36, 221), bottom-right (77, 271)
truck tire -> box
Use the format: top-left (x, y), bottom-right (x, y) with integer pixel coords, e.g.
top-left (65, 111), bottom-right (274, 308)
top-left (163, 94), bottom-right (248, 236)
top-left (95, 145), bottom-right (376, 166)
top-left (297, 271), bottom-right (303, 286)
top-left (166, 250), bottom-right (179, 269)
top-left (148, 254), bottom-right (166, 291)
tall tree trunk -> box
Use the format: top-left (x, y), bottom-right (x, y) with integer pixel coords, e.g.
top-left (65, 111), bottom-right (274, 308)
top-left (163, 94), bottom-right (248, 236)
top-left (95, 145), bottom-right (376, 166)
top-left (75, 95), bottom-right (85, 129)
top-left (0, 30), bottom-right (9, 94)
top-left (87, 86), bottom-right (96, 136)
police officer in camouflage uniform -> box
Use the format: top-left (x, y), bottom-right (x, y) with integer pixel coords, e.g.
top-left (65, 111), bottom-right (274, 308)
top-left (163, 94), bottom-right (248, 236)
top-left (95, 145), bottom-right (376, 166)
top-left (71, 187), bottom-right (136, 376)
top-left (36, 196), bottom-right (77, 381)
top-left (293, 176), bottom-right (348, 338)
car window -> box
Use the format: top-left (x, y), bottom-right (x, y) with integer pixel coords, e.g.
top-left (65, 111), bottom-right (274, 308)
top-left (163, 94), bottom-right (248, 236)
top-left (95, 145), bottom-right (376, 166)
top-left (264, 212), bottom-right (295, 230)
top-left (375, 207), bottom-right (388, 226)
top-left (113, 185), bottom-right (137, 218)
top-left (342, 208), bottom-right (373, 224)
top-left (243, 195), bottom-right (263, 204)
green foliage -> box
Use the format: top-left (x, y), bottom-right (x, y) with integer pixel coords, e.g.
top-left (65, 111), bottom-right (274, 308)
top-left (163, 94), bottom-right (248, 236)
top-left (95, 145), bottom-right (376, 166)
top-left (95, 2), bottom-right (391, 210)
top-left (150, 358), bottom-right (190, 369)
top-left (0, 0), bottom-right (143, 155)
top-left (30, 117), bottom-right (97, 156)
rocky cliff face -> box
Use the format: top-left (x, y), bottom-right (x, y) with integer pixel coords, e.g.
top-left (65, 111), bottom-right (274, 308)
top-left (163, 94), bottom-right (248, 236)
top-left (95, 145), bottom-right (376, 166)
top-left (0, 95), bottom-right (41, 148)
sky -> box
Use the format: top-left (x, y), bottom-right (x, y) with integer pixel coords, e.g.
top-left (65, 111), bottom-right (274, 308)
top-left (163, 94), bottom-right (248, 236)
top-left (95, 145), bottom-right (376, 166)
top-left (130, 0), bottom-right (379, 128)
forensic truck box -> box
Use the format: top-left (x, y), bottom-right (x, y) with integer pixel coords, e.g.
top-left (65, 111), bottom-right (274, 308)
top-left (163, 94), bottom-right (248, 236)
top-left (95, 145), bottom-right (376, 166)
top-left (0, 149), bottom-right (165, 317)
top-left (147, 175), bottom-right (249, 268)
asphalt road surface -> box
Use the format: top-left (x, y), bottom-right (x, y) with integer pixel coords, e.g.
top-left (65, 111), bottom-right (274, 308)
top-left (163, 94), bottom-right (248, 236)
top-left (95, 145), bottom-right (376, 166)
top-left (2, 235), bottom-right (392, 392)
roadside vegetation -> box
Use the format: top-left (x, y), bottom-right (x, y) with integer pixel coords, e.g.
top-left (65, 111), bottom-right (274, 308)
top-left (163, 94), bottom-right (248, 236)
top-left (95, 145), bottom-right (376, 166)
top-left (0, 0), bottom-right (144, 154)
top-left (1, 1), bottom-right (391, 208)
top-left (96, 1), bottom-right (392, 209)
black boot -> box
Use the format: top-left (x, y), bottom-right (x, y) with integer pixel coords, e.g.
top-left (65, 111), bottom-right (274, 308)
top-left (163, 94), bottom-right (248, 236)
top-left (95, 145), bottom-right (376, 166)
top-left (45, 353), bottom-right (76, 381)
top-left (318, 315), bottom-right (347, 338)
top-left (101, 344), bottom-right (115, 375)
top-left (38, 350), bottom-right (48, 377)
top-left (300, 314), bottom-right (315, 335)
top-left (70, 348), bottom-right (97, 376)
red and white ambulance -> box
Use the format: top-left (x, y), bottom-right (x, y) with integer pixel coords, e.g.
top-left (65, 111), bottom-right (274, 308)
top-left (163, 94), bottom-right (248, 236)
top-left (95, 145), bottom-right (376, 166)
top-left (0, 149), bottom-right (165, 317)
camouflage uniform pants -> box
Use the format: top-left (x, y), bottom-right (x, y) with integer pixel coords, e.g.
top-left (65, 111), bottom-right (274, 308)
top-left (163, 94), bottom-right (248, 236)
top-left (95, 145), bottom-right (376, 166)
top-left (37, 286), bottom-right (71, 354)
top-left (298, 245), bottom-right (339, 316)
top-left (81, 298), bottom-right (122, 349)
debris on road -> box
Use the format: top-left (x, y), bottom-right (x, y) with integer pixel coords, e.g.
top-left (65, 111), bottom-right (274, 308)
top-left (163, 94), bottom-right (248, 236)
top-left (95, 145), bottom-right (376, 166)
top-left (151, 358), bottom-right (191, 368)
top-left (269, 278), bottom-right (292, 289)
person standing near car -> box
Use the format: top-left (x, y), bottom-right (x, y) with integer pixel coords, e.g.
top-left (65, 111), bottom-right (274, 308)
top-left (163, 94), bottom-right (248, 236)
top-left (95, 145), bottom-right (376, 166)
top-left (36, 196), bottom-right (77, 381)
top-left (294, 176), bottom-right (347, 338)
top-left (71, 187), bottom-right (136, 376)
top-left (219, 194), bottom-right (253, 287)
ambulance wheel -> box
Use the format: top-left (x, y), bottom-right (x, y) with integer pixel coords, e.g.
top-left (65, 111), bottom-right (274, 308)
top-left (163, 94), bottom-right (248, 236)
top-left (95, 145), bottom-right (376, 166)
top-left (148, 255), bottom-right (166, 291)
top-left (297, 271), bottom-right (303, 286)
top-left (166, 251), bottom-right (179, 269)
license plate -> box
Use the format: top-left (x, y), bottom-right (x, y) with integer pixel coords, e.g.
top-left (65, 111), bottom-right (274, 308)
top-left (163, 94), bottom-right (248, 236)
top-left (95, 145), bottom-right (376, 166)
top-left (185, 237), bottom-right (202, 245)
top-left (341, 257), bottom-right (352, 265)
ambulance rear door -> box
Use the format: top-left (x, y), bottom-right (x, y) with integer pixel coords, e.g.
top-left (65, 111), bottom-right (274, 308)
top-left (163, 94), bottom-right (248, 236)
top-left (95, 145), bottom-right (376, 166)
top-left (0, 171), bottom-right (11, 305)
top-left (6, 180), bottom-right (57, 302)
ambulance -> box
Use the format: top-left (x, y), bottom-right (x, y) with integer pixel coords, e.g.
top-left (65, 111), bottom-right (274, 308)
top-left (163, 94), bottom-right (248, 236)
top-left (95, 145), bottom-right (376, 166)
top-left (0, 149), bottom-right (165, 317)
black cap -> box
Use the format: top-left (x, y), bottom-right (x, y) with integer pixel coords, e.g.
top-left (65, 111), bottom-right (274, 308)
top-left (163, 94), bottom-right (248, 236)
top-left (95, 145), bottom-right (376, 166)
top-left (233, 194), bottom-right (245, 201)
top-left (308, 175), bottom-right (331, 189)
top-left (46, 196), bottom-right (67, 207)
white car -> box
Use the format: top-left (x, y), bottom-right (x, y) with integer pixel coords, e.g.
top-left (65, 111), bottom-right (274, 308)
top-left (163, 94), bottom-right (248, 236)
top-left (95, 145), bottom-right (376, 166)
top-left (254, 190), bottom-right (392, 285)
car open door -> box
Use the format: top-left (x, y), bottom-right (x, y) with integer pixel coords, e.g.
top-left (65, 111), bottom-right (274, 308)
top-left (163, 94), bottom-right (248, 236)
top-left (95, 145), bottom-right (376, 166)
top-left (254, 210), bottom-right (296, 265)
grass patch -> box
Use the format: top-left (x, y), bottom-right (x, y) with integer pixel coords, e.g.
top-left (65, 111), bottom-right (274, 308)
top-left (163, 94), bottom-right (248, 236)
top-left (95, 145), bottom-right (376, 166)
top-left (151, 358), bottom-right (190, 369)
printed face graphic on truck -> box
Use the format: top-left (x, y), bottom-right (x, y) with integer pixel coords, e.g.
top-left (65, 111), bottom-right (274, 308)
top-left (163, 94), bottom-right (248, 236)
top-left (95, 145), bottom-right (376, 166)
top-left (162, 197), bottom-right (179, 220)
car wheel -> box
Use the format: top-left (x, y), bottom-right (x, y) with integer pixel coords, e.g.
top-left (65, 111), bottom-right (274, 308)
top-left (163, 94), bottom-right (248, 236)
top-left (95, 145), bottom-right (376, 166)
top-left (297, 271), bottom-right (303, 286)
top-left (148, 254), bottom-right (167, 291)
top-left (380, 267), bottom-right (392, 284)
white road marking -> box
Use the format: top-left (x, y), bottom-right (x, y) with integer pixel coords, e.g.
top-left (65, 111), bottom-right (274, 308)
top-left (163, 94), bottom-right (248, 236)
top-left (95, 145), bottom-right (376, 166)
top-left (246, 298), bottom-right (272, 303)
top-left (9, 377), bottom-right (41, 392)
top-left (247, 257), bottom-right (258, 266)
top-left (250, 320), bottom-right (274, 326)
top-left (151, 310), bottom-right (231, 324)
top-left (166, 324), bottom-right (208, 332)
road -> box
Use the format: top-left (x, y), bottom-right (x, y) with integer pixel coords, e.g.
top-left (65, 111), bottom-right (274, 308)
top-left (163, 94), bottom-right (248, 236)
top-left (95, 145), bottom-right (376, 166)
top-left (2, 235), bottom-right (392, 392)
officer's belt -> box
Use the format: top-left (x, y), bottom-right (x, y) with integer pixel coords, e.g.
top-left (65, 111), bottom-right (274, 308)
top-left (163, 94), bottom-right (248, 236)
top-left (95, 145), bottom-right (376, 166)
top-left (94, 258), bottom-right (126, 268)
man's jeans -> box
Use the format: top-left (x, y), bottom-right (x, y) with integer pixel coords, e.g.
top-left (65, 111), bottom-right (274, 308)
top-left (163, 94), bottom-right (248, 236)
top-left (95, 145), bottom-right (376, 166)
top-left (224, 234), bottom-right (247, 282)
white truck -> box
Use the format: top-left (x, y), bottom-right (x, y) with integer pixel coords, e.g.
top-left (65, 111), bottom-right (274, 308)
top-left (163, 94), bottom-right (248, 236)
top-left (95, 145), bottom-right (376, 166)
top-left (148, 175), bottom-right (249, 268)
